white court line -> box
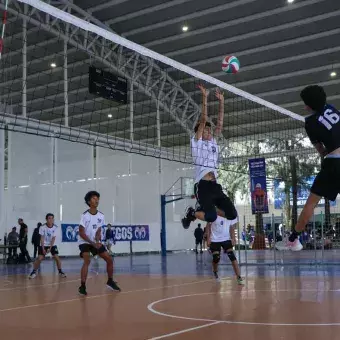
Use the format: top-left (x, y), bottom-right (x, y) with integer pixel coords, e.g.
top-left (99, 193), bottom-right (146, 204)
top-left (148, 321), bottom-right (222, 340)
top-left (3, 280), bottom-right (13, 287)
top-left (148, 291), bottom-right (340, 326)
top-left (0, 277), bottom-right (94, 292)
top-left (0, 278), bottom-right (212, 313)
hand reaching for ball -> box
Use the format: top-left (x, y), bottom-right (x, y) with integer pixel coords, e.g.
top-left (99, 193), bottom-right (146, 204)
top-left (197, 84), bottom-right (208, 97)
top-left (215, 88), bottom-right (224, 101)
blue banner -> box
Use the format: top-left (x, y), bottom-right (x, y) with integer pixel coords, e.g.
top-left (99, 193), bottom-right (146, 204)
top-left (248, 158), bottom-right (269, 215)
top-left (111, 225), bottom-right (150, 242)
top-left (61, 224), bottom-right (79, 242)
top-left (274, 178), bottom-right (336, 209)
top-left (61, 224), bottom-right (149, 242)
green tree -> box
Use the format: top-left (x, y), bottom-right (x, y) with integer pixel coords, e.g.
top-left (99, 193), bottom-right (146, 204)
top-left (266, 135), bottom-right (319, 230)
top-left (218, 164), bottom-right (249, 204)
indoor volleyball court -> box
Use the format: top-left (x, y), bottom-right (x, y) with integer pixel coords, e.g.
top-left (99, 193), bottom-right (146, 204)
top-left (0, 0), bottom-right (340, 339)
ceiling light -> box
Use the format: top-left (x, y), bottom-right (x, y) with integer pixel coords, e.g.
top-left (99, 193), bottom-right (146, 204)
top-left (287, 0), bottom-right (294, 3)
top-left (182, 26), bottom-right (189, 32)
top-left (50, 63), bottom-right (57, 68)
top-left (108, 114), bottom-right (112, 118)
top-left (331, 71), bottom-right (337, 77)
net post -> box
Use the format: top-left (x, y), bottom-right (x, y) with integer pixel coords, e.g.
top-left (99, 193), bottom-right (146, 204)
top-left (243, 215), bottom-right (247, 265)
top-left (313, 211), bottom-right (316, 264)
top-left (321, 210), bottom-right (324, 264)
top-left (272, 213), bottom-right (276, 266)
top-left (160, 194), bottom-right (167, 256)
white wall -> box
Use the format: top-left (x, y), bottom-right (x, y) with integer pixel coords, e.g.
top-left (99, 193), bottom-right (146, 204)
top-left (5, 132), bottom-right (55, 254)
top-left (55, 139), bottom-right (94, 255)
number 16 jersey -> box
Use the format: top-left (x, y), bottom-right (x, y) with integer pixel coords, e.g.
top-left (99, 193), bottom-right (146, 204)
top-left (305, 104), bottom-right (340, 154)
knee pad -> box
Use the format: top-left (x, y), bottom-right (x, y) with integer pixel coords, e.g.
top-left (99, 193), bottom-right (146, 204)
top-left (212, 251), bottom-right (220, 264)
top-left (205, 210), bottom-right (217, 223)
top-left (227, 251), bottom-right (237, 262)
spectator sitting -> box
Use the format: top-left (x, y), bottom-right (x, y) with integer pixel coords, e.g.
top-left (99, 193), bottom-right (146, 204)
top-left (7, 227), bottom-right (19, 257)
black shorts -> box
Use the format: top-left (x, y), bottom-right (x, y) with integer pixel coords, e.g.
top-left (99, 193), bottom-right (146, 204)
top-left (311, 158), bottom-right (340, 201)
top-left (210, 240), bottom-right (233, 253)
top-left (194, 180), bottom-right (237, 220)
top-left (79, 244), bottom-right (106, 257)
top-left (38, 246), bottom-right (59, 256)
top-left (195, 239), bottom-right (203, 245)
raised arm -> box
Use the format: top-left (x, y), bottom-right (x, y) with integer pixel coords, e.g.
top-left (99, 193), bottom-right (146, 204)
top-left (195, 84), bottom-right (208, 140)
top-left (215, 88), bottom-right (224, 136)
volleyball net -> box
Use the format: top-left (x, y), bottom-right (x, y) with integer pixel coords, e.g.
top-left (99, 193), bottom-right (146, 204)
top-left (0, 0), bottom-right (308, 166)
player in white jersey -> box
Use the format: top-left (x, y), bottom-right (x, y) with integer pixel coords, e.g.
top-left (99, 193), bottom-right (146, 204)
top-left (182, 84), bottom-right (237, 229)
top-left (28, 213), bottom-right (66, 279)
top-left (278, 85), bottom-right (340, 251)
top-left (78, 191), bottom-right (120, 296)
top-left (206, 214), bottom-right (244, 284)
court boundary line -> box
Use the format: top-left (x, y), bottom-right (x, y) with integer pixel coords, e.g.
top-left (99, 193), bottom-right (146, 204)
top-left (0, 276), bottom-right (95, 292)
top-left (149, 321), bottom-right (222, 339)
top-left (0, 278), bottom-right (212, 313)
top-left (148, 291), bottom-right (340, 326)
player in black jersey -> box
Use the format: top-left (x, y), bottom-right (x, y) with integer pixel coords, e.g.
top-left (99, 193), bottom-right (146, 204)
top-left (284, 85), bottom-right (340, 250)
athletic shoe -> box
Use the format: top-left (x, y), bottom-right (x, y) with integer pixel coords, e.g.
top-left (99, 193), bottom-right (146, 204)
top-left (78, 285), bottom-right (87, 296)
top-left (275, 239), bottom-right (303, 251)
top-left (59, 271), bottom-right (67, 278)
top-left (237, 276), bottom-right (245, 285)
top-left (28, 271), bottom-right (37, 279)
top-left (213, 271), bottom-right (221, 282)
top-left (107, 279), bottom-right (121, 292)
top-left (181, 206), bottom-right (196, 229)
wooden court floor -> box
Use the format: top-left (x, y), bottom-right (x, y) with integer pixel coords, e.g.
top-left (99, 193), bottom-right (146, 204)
top-left (1, 271), bottom-right (340, 339)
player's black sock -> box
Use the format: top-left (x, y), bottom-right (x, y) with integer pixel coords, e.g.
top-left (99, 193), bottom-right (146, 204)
top-left (58, 269), bottom-right (63, 273)
top-left (289, 231), bottom-right (300, 242)
top-left (81, 281), bottom-right (86, 287)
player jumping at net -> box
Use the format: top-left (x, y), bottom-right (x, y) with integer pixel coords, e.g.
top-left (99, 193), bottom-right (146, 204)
top-left (182, 84), bottom-right (237, 229)
top-left (29, 213), bottom-right (67, 279)
top-left (279, 85), bottom-right (340, 251)
top-left (206, 211), bottom-right (244, 284)
top-left (78, 191), bottom-right (121, 295)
